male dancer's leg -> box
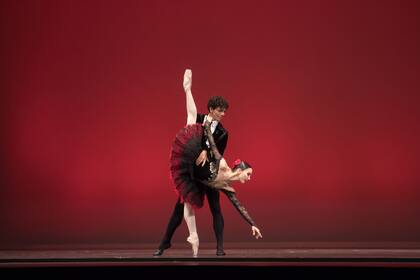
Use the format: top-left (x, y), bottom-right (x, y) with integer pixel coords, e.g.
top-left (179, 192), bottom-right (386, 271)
top-left (158, 197), bottom-right (184, 249)
top-left (206, 187), bottom-right (225, 255)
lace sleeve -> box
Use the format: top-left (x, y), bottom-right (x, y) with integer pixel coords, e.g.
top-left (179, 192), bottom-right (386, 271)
top-left (204, 121), bottom-right (222, 161)
top-left (222, 190), bottom-right (256, 226)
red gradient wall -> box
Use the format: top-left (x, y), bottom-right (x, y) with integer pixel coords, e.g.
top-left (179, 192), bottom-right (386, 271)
top-left (1, 0), bottom-right (420, 249)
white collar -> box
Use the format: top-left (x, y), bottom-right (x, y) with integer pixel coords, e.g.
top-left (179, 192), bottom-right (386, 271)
top-left (205, 115), bottom-right (219, 127)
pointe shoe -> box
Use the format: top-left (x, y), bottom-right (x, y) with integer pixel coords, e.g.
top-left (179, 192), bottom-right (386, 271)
top-left (187, 234), bottom-right (199, 257)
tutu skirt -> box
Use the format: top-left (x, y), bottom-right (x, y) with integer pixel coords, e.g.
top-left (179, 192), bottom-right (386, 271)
top-left (169, 123), bottom-right (206, 208)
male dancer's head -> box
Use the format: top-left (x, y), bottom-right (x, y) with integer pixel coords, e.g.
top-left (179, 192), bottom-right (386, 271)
top-left (207, 96), bottom-right (229, 122)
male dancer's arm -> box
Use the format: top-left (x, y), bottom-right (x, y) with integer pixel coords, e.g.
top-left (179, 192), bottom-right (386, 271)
top-left (218, 132), bottom-right (228, 156)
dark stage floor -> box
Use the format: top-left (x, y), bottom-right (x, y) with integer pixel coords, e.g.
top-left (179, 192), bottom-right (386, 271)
top-left (2, 243), bottom-right (420, 268)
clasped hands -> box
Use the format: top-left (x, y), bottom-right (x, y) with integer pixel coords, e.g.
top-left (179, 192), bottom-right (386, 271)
top-left (196, 150), bottom-right (208, 167)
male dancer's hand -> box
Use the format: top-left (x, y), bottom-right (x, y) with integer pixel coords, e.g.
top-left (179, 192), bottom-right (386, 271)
top-left (183, 69), bottom-right (192, 92)
top-left (196, 150), bottom-right (208, 166)
top-left (252, 226), bottom-right (263, 239)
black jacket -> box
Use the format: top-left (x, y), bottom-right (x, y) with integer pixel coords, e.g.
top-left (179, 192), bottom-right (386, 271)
top-left (196, 113), bottom-right (228, 156)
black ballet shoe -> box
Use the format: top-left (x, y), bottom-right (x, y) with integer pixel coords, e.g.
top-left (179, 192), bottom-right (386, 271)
top-left (216, 249), bottom-right (226, 256)
top-left (153, 243), bottom-right (171, 256)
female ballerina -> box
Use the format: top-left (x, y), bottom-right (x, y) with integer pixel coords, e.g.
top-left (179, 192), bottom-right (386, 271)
top-left (169, 69), bottom-right (262, 257)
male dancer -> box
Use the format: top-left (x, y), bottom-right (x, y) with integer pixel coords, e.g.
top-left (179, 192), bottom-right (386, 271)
top-left (153, 70), bottom-right (229, 256)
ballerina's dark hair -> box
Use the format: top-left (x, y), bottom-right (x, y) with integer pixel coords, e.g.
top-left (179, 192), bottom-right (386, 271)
top-left (232, 159), bottom-right (252, 171)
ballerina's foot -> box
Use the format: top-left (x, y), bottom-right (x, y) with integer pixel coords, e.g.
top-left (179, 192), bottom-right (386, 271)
top-left (187, 234), bottom-right (199, 257)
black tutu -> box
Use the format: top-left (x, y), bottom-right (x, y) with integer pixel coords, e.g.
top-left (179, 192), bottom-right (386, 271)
top-left (169, 123), bottom-right (206, 208)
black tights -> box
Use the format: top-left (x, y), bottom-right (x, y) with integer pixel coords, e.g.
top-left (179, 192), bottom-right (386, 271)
top-left (206, 187), bottom-right (224, 250)
top-left (158, 188), bottom-right (224, 250)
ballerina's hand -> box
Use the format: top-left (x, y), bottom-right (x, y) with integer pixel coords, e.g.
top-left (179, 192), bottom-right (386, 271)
top-left (252, 226), bottom-right (263, 239)
top-left (196, 150), bottom-right (208, 167)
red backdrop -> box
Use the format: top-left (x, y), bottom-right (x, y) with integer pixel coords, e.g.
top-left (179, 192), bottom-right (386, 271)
top-left (1, 0), bottom-right (420, 249)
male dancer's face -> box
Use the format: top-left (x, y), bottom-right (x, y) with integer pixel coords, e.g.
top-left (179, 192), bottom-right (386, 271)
top-left (208, 107), bottom-right (226, 122)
